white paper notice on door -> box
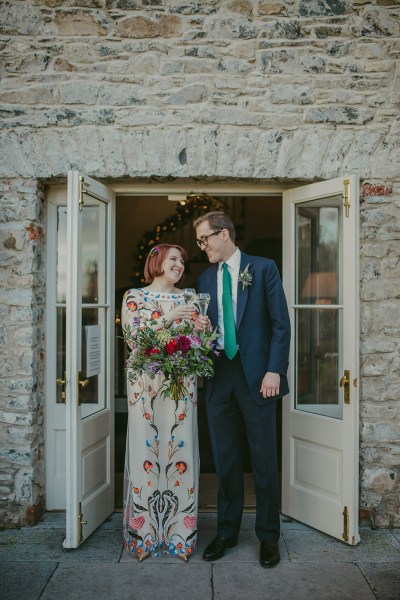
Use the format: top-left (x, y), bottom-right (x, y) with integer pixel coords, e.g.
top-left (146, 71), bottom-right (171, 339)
top-left (85, 325), bottom-right (101, 377)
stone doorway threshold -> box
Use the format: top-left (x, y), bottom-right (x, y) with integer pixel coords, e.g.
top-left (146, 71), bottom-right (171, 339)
top-left (114, 472), bottom-right (257, 512)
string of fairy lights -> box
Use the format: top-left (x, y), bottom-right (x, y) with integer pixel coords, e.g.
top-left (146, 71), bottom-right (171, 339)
top-left (131, 192), bottom-right (226, 286)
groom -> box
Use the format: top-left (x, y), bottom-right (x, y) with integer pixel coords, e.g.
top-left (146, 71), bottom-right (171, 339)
top-left (194, 211), bottom-right (291, 568)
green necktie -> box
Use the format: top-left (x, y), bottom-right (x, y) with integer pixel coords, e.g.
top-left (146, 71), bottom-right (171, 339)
top-left (222, 262), bottom-right (237, 360)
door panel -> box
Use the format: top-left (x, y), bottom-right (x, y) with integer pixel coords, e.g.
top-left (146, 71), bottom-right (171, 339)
top-left (64, 171), bottom-right (115, 548)
top-left (282, 175), bottom-right (360, 545)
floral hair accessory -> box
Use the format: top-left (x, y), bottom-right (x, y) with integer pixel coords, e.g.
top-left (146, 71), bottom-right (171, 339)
top-left (239, 263), bottom-right (252, 291)
top-left (149, 246), bottom-right (160, 256)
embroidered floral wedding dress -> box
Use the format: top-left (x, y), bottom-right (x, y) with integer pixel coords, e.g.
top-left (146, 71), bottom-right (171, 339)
top-left (121, 288), bottom-right (199, 561)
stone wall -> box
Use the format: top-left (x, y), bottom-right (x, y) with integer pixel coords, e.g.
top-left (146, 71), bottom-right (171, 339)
top-left (0, 0), bottom-right (399, 526)
top-left (0, 178), bottom-right (46, 526)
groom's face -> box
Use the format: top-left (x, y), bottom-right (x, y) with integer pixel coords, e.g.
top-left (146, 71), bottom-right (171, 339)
top-left (195, 220), bottom-right (226, 264)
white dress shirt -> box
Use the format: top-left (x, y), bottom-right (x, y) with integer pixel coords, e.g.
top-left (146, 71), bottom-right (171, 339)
top-left (217, 247), bottom-right (241, 350)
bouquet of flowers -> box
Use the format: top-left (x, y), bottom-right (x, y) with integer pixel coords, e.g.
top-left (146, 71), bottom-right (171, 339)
top-left (124, 318), bottom-right (219, 404)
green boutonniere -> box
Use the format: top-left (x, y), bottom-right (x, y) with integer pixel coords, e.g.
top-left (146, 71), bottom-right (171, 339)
top-left (239, 264), bottom-right (252, 291)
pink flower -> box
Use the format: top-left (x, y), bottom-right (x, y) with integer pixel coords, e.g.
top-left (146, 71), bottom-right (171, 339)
top-left (129, 515), bottom-right (145, 530)
top-left (183, 515), bottom-right (197, 530)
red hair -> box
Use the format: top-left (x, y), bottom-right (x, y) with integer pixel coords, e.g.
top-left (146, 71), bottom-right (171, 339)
top-left (143, 244), bottom-right (187, 284)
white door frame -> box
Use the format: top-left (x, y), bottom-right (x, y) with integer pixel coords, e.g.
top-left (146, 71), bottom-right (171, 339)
top-left (45, 177), bottom-right (360, 545)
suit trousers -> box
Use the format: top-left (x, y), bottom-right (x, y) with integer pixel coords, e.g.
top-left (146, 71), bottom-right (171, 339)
top-left (206, 352), bottom-right (280, 542)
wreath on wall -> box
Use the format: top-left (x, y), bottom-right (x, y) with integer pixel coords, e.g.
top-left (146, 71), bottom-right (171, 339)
top-left (131, 192), bottom-right (226, 287)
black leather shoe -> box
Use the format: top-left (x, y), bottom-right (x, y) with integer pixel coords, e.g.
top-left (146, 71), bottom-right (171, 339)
top-left (202, 535), bottom-right (237, 561)
top-left (259, 541), bottom-right (280, 568)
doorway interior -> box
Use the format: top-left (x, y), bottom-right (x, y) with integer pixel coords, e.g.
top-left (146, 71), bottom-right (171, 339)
top-left (114, 193), bottom-right (283, 510)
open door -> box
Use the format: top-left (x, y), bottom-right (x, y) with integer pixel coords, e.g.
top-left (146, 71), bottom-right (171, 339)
top-left (63, 171), bottom-right (115, 548)
top-left (282, 176), bottom-right (360, 545)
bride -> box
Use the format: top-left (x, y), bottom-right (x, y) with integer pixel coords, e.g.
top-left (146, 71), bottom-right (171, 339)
top-left (121, 244), bottom-right (199, 562)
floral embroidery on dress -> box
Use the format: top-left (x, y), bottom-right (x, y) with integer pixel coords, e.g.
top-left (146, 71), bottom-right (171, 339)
top-left (121, 288), bottom-right (199, 561)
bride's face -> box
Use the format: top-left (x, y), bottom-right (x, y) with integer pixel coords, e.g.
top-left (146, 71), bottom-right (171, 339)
top-left (160, 248), bottom-right (185, 284)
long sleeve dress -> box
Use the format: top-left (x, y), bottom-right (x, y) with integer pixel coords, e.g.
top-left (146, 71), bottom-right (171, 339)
top-left (121, 288), bottom-right (199, 561)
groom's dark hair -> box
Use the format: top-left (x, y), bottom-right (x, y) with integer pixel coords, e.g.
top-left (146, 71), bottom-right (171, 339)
top-left (193, 211), bottom-right (236, 242)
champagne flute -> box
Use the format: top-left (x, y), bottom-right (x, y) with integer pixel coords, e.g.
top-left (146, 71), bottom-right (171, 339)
top-left (182, 288), bottom-right (196, 304)
top-left (196, 293), bottom-right (210, 316)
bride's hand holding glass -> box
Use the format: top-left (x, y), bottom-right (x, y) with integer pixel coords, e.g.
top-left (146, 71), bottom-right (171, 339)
top-left (165, 304), bottom-right (195, 325)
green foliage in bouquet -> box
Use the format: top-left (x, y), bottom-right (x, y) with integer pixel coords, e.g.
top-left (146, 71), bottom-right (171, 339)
top-left (123, 318), bottom-right (219, 404)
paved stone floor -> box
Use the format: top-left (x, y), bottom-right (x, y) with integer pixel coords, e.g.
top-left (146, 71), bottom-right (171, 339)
top-left (1, 512), bottom-right (400, 600)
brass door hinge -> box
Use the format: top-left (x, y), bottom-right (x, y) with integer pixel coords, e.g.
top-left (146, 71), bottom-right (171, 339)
top-left (78, 502), bottom-right (87, 545)
top-left (78, 176), bottom-right (91, 212)
top-left (342, 506), bottom-right (349, 542)
top-left (343, 179), bottom-right (350, 217)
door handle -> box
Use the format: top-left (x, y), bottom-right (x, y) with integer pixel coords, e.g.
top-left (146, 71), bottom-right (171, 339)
top-left (340, 369), bottom-right (350, 405)
top-left (56, 372), bottom-right (67, 403)
top-left (77, 371), bottom-right (90, 406)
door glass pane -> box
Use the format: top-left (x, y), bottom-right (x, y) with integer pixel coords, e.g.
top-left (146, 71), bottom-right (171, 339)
top-left (56, 307), bottom-right (66, 404)
top-left (296, 308), bottom-right (342, 419)
top-left (57, 207), bottom-right (67, 303)
top-left (295, 196), bottom-right (342, 420)
top-left (80, 307), bottom-right (107, 418)
top-left (297, 201), bottom-right (340, 305)
top-left (82, 201), bottom-right (107, 304)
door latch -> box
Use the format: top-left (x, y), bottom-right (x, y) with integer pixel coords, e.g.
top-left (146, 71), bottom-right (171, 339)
top-left (56, 372), bottom-right (67, 403)
top-left (77, 370), bottom-right (90, 406)
top-left (340, 370), bottom-right (350, 405)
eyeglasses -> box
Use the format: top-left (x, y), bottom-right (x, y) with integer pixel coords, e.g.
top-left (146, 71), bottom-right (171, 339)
top-left (196, 230), bottom-right (223, 249)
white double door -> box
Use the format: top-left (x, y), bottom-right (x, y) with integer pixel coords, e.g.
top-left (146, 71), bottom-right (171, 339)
top-left (47, 172), bottom-right (115, 547)
top-left (282, 175), bottom-right (360, 545)
top-left (46, 172), bottom-right (359, 547)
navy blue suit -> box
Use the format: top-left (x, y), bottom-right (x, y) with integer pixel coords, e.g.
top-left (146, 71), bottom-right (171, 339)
top-left (198, 251), bottom-right (291, 542)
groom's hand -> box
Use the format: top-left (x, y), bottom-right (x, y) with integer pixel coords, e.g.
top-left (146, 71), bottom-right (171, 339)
top-left (260, 372), bottom-right (280, 398)
top-left (194, 315), bottom-right (210, 331)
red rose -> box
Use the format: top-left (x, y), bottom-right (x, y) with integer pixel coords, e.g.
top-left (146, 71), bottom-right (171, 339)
top-left (165, 339), bottom-right (178, 355)
top-left (178, 413), bottom-right (185, 421)
top-left (145, 347), bottom-right (160, 356)
top-left (144, 413), bottom-right (151, 420)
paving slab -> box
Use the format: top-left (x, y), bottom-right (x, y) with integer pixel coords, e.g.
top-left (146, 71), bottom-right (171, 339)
top-left (0, 561), bottom-right (57, 600)
top-left (213, 562), bottom-right (376, 600)
top-left (281, 523), bottom-right (400, 562)
top-left (41, 562), bottom-right (213, 600)
top-left (392, 530), bottom-right (400, 544)
top-left (0, 528), bottom-right (123, 563)
top-left (358, 562), bottom-right (400, 600)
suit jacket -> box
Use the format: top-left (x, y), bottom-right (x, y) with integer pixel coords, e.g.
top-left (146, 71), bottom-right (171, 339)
top-left (197, 251), bottom-right (291, 406)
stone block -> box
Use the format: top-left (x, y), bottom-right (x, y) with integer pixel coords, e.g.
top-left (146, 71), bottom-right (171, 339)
top-left (269, 84), bottom-right (314, 104)
top-left (115, 15), bottom-right (182, 38)
top-left (258, 2), bottom-right (288, 17)
top-left (0, 2), bottom-right (45, 36)
top-left (305, 106), bottom-right (374, 125)
top-left (227, 0), bottom-right (253, 16)
top-left (164, 84), bottom-right (208, 104)
top-left (54, 10), bottom-right (109, 36)
top-left (362, 421), bottom-right (400, 443)
top-left (261, 19), bottom-right (302, 40)
top-left (350, 6), bottom-right (400, 38)
top-left (217, 57), bottom-right (253, 75)
top-left (209, 16), bottom-right (259, 39)
top-left (299, 0), bottom-right (347, 17)
top-left (256, 48), bottom-right (296, 73)
top-left (363, 466), bottom-right (397, 494)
